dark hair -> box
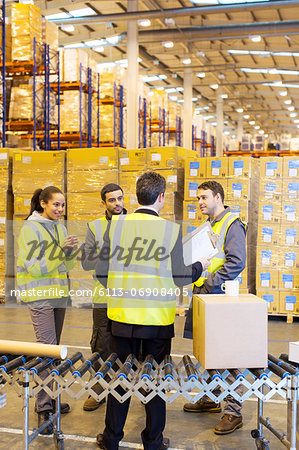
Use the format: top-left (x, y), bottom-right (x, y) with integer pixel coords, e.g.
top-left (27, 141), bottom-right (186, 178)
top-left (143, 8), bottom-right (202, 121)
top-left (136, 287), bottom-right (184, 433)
top-left (27, 186), bottom-right (64, 218)
top-left (101, 183), bottom-right (123, 201)
top-left (198, 180), bottom-right (225, 202)
top-left (136, 171), bottom-right (166, 205)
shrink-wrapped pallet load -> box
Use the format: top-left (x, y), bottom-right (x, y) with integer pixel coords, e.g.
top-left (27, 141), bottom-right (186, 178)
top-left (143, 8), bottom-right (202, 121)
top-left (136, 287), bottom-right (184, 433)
top-left (11, 3), bottom-right (42, 61)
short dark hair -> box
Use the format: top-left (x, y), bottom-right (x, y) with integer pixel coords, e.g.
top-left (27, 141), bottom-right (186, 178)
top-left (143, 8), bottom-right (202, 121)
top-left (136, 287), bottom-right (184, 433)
top-left (101, 184), bottom-right (123, 201)
top-left (198, 180), bottom-right (225, 202)
top-left (136, 171), bottom-right (166, 205)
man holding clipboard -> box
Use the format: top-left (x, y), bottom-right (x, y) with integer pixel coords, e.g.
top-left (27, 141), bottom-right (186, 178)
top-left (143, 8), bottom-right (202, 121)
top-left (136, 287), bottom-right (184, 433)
top-left (183, 180), bottom-right (247, 435)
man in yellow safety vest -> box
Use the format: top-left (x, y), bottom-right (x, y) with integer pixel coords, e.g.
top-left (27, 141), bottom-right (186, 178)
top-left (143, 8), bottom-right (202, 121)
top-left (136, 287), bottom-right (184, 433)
top-left (183, 180), bottom-right (247, 436)
top-left (81, 183), bottom-right (126, 412)
top-left (95, 171), bottom-right (210, 450)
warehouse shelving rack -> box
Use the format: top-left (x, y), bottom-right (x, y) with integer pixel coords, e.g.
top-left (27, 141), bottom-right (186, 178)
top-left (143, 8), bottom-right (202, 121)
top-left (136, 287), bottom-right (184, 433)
top-left (5, 38), bottom-right (60, 151)
top-left (0, 0), bottom-right (5, 147)
top-left (99, 81), bottom-right (124, 148)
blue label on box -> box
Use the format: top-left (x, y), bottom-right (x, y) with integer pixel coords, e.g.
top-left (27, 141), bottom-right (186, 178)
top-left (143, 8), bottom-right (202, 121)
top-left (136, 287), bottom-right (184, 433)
top-left (236, 275), bottom-right (243, 284)
top-left (230, 205), bottom-right (241, 213)
top-left (288, 183), bottom-right (299, 192)
top-left (286, 229), bottom-right (297, 237)
top-left (263, 227), bottom-right (273, 235)
top-left (267, 162), bottom-right (278, 170)
top-left (265, 183), bottom-right (277, 192)
top-left (263, 205), bottom-right (273, 213)
top-left (289, 160), bottom-right (299, 168)
top-left (263, 295), bottom-right (273, 303)
top-left (266, 161), bottom-right (278, 170)
top-left (187, 226), bottom-right (197, 233)
top-left (233, 161), bottom-right (244, 169)
top-left (286, 295), bottom-right (296, 304)
top-left (187, 204), bottom-right (197, 211)
top-left (188, 182), bottom-right (199, 190)
top-left (189, 161), bottom-right (200, 169)
top-left (232, 183), bottom-right (242, 190)
top-left (282, 274), bottom-right (294, 282)
top-left (285, 252), bottom-right (296, 261)
top-left (262, 250), bottom-right (272, 258)
top-left (284, 205), bottom-right (296, 213)
top-left (211, 160), bottom-right (221, 168)
top-left (260, 272), bottom-right (271, 280)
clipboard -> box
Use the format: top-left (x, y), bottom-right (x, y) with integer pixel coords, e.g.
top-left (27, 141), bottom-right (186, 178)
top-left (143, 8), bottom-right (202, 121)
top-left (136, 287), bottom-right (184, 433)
top-left (182, 221), bottom-right (220, 265)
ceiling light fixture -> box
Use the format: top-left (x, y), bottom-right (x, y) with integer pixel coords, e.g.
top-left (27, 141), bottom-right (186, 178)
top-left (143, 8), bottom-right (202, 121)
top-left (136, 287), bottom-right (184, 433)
top-left (162, 41), bottom-right (174, 48)
top-left (221, 94), bottom-right (228, 99)
top-left (60, 25), bottom-right (75, 32)
top-left (210, 84), bottom-right (219, 90)
top-left (164, 18), bottom-right (175, 26)
top-left (279, 91), bottom-right (288, 96)
top-left (290, 112), bottom-right (297, 117)
top-left (250, 35), bottom-right (261, 42)
top-left (284, 99), bottom-right (292, 105)
top-left (249, 120), bottom-right (255, 125)
top-left (93, 46), bottom-right (105, 53)
top-left (288, 106), bottom-right (295, 111)
top-left (196, 72), bottom-right (206, 78)
top-left (236, 108), bottom-right (244, 113)
top-left (138, 19), bottom-right (151, 27)
top-left (243, 114), bottom-right (250, 119)
top-left (181, 57), bottom-right (191, 65)
top-left (254, 125), bottom-right (260, 130)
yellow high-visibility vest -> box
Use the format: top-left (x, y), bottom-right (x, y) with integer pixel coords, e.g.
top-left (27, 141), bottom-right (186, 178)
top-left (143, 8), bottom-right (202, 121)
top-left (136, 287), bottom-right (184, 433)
top-left (193, 211), bottom-right (244, 288)
top-left (88, 217), bottom-right (109, 304)
top-left (107, 213), bottom-right (180, 326)
top-left (17, 221), bottom-right (76, 302)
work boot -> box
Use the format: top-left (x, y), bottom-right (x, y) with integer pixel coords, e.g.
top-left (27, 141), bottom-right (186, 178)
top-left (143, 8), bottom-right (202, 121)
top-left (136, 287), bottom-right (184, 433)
top-left (52, 400), bottom-right (70, 414)
top-left (38, 411), bottom-right (54, 435)
top-left (214, 414), bottom-right (243, 435)
top-left (97, 433), bottom-right (170, 449)
top-left (83, 395), bottom-right (106, 411)
top-left (183, 399), bottom-right (221, 413)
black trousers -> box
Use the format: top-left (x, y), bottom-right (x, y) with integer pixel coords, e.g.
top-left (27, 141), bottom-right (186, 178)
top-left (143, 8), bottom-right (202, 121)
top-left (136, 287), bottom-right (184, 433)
top-left (102, 334), bottom-right (171, 450)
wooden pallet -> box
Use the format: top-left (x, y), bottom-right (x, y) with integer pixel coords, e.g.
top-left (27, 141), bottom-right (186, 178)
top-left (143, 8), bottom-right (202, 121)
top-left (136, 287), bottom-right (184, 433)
top-left (268, 312), bottom-right (299, 324)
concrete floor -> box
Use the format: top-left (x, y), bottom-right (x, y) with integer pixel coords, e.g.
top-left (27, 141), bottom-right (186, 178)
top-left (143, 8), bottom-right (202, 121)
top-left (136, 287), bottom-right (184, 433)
top-left (0, 306), bottom-right (298, 449)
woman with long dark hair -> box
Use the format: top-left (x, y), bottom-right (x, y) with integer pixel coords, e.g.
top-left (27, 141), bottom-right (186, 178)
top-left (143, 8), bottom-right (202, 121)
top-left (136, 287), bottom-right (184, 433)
top-left (17, 186), bottom-right (79, 433)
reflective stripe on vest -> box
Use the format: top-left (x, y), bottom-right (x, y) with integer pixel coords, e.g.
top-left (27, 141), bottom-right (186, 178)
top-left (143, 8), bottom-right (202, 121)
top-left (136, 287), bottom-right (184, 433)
top-left (17, 221), bottom-right (69, 302)
top-left (88, 217), bottom-right (109, 304)
top-left (107, 213), bottom-right (180, 326)
top-left (193, 212), bottom-right (241, 288)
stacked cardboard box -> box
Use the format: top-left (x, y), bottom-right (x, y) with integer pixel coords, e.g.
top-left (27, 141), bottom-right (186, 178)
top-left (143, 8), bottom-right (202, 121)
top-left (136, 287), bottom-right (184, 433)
top-left (11, 3), bottom-right (42, 62)
top-left (9, 79), bottom-right (43, 122)
top-left (118, 149), bottom-right (147, 213)
top-left (256, 157), bottom-right (299, 316)
top-left (42, 19), bottom-right (58, 51)
top-left (0, 150), bottom-right (13, 302)
top-left (67, 148), bottom-right (119, 306)
top-left (60, 49), bottom-right (89, 83)
top-left (60, 91), bottom-right (88, 134)
top-left (241, 134), bottom-right (251, 152)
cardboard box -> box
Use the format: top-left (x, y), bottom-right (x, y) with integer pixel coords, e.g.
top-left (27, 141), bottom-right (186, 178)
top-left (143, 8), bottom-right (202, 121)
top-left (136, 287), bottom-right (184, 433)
top-left (228, 156), bottom-right (252, 178)
top-left (147, 147), bottom-right (195, 169)
top-left (281, 249), bottom-right (299, 269)
top-left (280, 225), bottom-right (299, 247)
top-left (206, 157), bottom-right (228, 178)
top-left (256, 269), bottom-right (279, 290)
top-left (13, 172), bottom-right (64, 195)
top-left (119, 171), bottom-right (143, 194)
top-left (193, 294), bottom-right (268, 369)
top-left (258, 200), bottom-right (281, 224)
top-left (279, 269), bottom-right (299, 290)
top-left (282, 179), bottom-right (299, 201)
top-left (183, 201), bottom-right (205, 223)
top-left (259, 179), bottom-right (282, 201)
top-left (184, 158), bottom-right (206, 178)
top-left (281, 201), bottom-right (299, 224)
top-left (225, 200), bottom-right (249, 223)
top-left (184, 180), bottom-right (200, 200)
top-left (119, 149), bottom-right (146, 171)
top-left (13, 151), bottom-right (64, 173)
top-left (67, 170), bottom-right (118, 193)
top-left (279, 290), bottom-right (299, 314)
top-left (182, 222), bottom-right (201, 237)
top-left (256, 246), bottom-right (279, 268)
top-left (289, 341), bottom-right (299, 364)
top-left (67, 148), bottom-right (118, 171)
top-left (154, 168), bottom-right (183, 193)
top-left (256, 290), bottom-right (279, 314)
top-left (236, 269), bottom-right (248, 289)
top-left (283, 157), bottom-right (299, 178)
top-left (257, 224), bottom-right (280, 245)
top-left (227, 179), bottom-right (250, 201)
top-left (67, 192), bottom-right (103, 216)
top-left (259, 157), bottom-right (282, 179)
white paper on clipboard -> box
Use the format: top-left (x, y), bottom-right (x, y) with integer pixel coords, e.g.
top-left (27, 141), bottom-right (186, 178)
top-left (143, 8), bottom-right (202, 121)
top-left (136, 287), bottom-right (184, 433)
top-left (182, 222), bottom-right (220, 265)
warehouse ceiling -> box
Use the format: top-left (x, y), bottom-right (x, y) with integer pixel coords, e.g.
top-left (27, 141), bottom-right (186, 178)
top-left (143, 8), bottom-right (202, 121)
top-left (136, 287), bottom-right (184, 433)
top-left (19, 0), bottom-right (299, 135)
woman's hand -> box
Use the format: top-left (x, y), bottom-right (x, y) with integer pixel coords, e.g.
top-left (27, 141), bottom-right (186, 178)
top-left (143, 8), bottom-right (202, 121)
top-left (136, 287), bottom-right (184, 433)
top-left (199, 256), bottom-right (212, 271)
top-left (62, 235), bottom-right (79, 251)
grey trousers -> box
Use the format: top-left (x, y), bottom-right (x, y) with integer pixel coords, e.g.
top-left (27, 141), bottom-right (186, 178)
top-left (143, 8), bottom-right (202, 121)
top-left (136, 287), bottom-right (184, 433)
top-left (203, 373), bottom-right (243, 417)
top-left (29, 304), bottom-right (66, 412)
